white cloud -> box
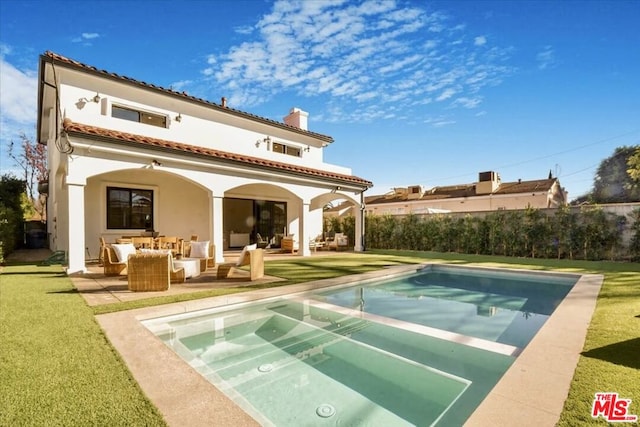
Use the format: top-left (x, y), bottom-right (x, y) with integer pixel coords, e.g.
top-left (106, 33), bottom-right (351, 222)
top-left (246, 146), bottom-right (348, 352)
top-left (201, 0), bottom-right (513, 124)
top-left (0, 43), bottom-right (11, 56)
top-left (436, 88), bottom-right (457, 102)
top-left (453, 96), bottom-right (482, 108)
top-left (425, 115), bottom-right (456, 127)
top-left (537, 45), bottom-right (556, 70)
top-left (0, 51), bottom-right (38, 172)
top-left (0, 56), bottom-right (38, 124)
top-left (72, 32), bottom-right (101, 44)
top-left (234, 25), bottom-right (254, 35)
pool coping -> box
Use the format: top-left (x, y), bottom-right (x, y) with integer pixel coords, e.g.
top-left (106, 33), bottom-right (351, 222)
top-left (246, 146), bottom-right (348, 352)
top-left (93, 264), bottom-right (603, 427)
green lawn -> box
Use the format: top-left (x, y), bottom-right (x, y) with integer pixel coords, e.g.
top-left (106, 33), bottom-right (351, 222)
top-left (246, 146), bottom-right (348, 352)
top-left (1, 251), bottom-right (638, 426)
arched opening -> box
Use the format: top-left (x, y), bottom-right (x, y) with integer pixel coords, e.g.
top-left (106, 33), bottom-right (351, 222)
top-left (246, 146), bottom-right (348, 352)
top-left (223, 183), bottom-right (299, 250)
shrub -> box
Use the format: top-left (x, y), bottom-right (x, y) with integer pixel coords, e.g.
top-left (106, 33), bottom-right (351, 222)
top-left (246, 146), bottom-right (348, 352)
top-left (330, 205), bottom-right (634, 261)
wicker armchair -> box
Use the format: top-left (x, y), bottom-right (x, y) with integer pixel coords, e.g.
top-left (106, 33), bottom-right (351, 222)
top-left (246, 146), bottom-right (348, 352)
top-left (127, 253), bottom-right (184, 291)
top-left (102, 245), bottom-right (128, 276)
top-left (328, 233), bottom-right (349, 251)
top-left (182, 240), bottom-right (215, 271)
top-left (281, 236), bottom-right (298, 254)
top-left (217, 247), bottom-right (264, 281)
top-left (98, 237), bottom-right (107, 266)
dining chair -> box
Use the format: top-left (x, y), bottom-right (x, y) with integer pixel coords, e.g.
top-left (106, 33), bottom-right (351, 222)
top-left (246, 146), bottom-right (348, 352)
top-left (131, 236), bottom-right (154, 249)
top-left (157, 236), bottom-right (182, 255)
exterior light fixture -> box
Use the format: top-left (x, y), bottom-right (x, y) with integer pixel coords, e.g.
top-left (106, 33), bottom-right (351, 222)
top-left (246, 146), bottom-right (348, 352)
top-left (256, 136), bottom-right (271, 148)
top-left (91, 93), bottom-right (101, 103)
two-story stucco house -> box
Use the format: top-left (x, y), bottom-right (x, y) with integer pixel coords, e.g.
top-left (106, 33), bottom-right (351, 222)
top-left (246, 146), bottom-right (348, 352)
top-left (36, 51), bottom-right (372, 274)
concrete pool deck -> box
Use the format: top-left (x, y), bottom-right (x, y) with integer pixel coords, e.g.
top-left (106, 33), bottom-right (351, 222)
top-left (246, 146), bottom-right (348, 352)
top-left (81, 263), bottom-right (603, 426)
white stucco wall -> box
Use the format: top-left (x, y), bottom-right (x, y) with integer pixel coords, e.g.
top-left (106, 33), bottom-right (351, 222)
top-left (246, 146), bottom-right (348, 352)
top-left (58, 80), bottom-right (353, 175)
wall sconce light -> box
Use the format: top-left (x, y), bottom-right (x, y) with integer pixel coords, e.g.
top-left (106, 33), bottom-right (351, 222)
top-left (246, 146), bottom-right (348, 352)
top-left (303, 145), bottom-right (310, 152)
top-left (175, 113), bottom-right (182, 122)
top-left (76, 93), bottom-right (101, 109)
top-left (256, 136), bottom-right (271, 148)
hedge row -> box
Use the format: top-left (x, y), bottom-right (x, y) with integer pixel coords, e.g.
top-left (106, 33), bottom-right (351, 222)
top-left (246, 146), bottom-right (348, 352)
top-left (326, 206), bottom-right (640, 261)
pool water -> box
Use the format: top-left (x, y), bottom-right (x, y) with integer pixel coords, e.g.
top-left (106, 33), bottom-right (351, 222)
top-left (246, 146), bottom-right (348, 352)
top-left (315, 264), bottom-right (575, 349)
top-left (142, 265), bottom-right (577, 426)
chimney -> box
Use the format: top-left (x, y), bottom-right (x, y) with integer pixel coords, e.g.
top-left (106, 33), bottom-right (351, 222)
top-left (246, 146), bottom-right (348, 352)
top-left (221, 97), bottom-right (227, 108)
top-left (476, 171), bottom-right (500, 195)
top-left (283, 108), bottom-right (308, 130)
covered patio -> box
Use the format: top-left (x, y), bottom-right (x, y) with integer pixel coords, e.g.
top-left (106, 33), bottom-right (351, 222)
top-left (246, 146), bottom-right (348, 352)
top-left (73, 248), bottom-right (347, 307)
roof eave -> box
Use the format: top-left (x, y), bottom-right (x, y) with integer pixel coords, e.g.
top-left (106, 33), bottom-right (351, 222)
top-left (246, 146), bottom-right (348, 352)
top-left (63, 128), bottom-right (371, 190)
top-left (41, 52), bottom-right (334, 144)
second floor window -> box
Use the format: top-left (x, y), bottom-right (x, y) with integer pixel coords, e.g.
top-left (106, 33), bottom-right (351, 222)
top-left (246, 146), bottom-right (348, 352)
top-left (272, 142), bottom-right (301, 157)
top-left (112, 105), bottom-right (167, 128)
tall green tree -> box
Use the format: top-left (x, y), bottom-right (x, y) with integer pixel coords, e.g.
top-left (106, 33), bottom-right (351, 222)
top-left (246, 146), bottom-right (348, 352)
top-left (627, 146), bottom-right (640, 190)
top-left (0, 175), bottom-right (27, 259)
top-left (591, 145), bottom-right (640, 203)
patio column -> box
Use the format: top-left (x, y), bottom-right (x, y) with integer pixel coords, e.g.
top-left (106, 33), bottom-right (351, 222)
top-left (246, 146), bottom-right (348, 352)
top-left (211, 195), bottom-right (225, 263)
top-left (355, 201), bottom-right (364, 252)
top-left (298, 202), bottom-right (311, 256)
top-left (67, 183), bottom-right (87, 274)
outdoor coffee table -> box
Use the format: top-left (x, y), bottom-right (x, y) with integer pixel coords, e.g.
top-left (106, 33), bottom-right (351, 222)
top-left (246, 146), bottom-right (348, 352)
top-left (173, 257), bottom-right (201, 279)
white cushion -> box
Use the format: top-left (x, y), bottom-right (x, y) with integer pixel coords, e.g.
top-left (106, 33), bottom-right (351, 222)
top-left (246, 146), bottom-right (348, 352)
top-left (237, 243), bottom-right (257, 266)
top-left (140, 248), bottom-right (171, 255)
top-left (111, 243), bottom-right (136, 262)
top-left (190, 241), bottom-right (209, 258)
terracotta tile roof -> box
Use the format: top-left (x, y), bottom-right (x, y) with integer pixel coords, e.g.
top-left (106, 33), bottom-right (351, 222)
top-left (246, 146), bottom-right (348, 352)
top-left (494, 179), bottom-right (556, 195)
top-left (41, 51), bottom-right (333, 143)
top-left (365, 179), bottom-right (556, 204)
top-left (62, 119), bottom-right (372, 188)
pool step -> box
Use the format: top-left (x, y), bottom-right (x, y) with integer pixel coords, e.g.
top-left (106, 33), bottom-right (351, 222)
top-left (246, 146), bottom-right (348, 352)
top-left (219, 318), bottom-right (371, 389)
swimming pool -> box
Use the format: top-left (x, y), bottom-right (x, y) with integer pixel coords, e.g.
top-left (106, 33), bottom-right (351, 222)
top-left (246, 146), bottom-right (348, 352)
top-left (142, 264), bottom-right (578, 426)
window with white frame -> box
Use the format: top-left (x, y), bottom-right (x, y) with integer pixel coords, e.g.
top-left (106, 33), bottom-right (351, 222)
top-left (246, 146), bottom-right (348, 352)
top-left (112, 105), bottom-right (167, 128)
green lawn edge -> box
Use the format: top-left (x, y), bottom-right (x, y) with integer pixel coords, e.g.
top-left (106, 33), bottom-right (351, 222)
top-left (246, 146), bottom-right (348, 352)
top-left (1, 251), bottom-right (638, 426)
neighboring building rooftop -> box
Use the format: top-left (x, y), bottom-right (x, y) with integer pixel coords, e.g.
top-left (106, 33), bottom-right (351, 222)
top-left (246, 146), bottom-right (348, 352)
top-left (364, 175), bottom-right (561, 205)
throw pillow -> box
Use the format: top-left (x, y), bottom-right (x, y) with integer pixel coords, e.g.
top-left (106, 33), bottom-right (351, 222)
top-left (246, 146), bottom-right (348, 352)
top-left (190, 241), bottom-right (209, 258)
top-left (237, 243), bottom-right (257, 266)
top-left (111, 243), bottom-right (136, 262)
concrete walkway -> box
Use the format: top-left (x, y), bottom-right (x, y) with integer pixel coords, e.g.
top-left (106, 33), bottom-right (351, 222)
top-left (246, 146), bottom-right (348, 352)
top-left (3, 248), bottom-right (53, 263)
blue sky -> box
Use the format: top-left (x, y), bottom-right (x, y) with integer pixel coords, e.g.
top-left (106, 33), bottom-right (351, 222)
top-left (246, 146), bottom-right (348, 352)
top-left (1, 0), bottom-right (638, 200)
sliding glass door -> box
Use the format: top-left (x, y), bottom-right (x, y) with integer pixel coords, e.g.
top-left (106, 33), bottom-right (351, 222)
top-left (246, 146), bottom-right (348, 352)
top-left (254, 200), bottom-right (286, 248)
top-left (224, 198), bottom-right (287, 248)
